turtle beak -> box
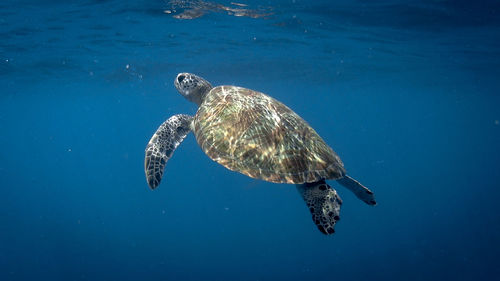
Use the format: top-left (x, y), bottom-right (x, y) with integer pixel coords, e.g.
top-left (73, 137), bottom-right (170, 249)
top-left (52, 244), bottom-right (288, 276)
top-left (177, 74), bottom-right (186, 83)
top-left (174, 73), bottom-right (193, 98)
top-left (174, 72), bottom-right (189, 92)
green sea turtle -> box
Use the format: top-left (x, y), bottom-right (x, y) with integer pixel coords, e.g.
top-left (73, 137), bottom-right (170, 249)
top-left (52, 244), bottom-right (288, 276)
top-left (145, 73), bottom-right (376, 235)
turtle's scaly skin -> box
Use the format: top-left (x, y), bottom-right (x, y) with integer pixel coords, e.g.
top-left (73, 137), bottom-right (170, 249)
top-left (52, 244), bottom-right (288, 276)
top-left (193, 86), bottom-right (345, 184)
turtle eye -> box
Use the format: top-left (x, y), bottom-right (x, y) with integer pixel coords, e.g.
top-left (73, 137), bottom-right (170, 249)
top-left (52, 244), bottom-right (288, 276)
top-left (177, 75), bottom-right (185, 83)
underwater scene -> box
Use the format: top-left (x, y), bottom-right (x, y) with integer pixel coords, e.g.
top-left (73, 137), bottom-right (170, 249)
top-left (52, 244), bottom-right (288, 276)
top-left (1, 0), bottom-right (499, 280)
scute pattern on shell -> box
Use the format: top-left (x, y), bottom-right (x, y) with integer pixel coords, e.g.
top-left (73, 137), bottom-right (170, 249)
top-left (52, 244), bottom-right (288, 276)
top-left (193, 86), bottom-right (345, 184)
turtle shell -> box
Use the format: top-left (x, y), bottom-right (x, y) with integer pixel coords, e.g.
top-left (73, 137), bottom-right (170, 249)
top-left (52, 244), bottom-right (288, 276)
top-left (192, 86), bottom-right (345, 184)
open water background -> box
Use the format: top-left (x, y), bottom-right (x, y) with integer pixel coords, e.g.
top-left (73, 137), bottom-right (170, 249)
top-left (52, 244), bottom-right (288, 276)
top-left (1, 0), bottom-right (499, 280)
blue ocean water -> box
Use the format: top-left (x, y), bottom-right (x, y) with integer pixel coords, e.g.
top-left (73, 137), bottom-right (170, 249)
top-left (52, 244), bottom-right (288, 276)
top-left (1, 0), bottom-right (499, 280)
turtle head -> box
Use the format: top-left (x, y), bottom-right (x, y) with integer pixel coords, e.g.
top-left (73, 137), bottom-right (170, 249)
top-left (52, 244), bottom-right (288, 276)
top-left (174, 73), bottom-right (213, 105)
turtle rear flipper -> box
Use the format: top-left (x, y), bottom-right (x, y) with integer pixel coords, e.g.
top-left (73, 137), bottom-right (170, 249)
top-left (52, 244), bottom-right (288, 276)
top-left (145, 114), bottom-right (193, 189)
top-left (337, 175), bottom-right (377, 205)
top-left (296, 180), bottom-right (342, 235)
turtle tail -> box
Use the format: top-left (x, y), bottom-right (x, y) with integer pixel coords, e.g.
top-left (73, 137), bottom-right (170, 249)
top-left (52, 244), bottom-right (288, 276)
top-left (296, 180), bottom-right (342, 235)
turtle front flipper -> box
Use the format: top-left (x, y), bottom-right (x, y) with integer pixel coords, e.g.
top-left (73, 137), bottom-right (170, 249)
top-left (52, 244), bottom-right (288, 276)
top-left (337, 175), bottom-right (377, 205)
top-left (145, 114), bottom-right (193, 189)
top-left (296, 180), bottom-right (342, 235)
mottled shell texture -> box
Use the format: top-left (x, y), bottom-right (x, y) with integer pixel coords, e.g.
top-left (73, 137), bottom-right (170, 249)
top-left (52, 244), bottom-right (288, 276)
top-left (193, 86), bottom-right (345, 184)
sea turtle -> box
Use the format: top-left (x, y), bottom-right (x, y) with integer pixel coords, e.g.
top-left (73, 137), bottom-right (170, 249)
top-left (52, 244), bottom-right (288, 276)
top-left (145, 73), bottom-right (376, 235)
